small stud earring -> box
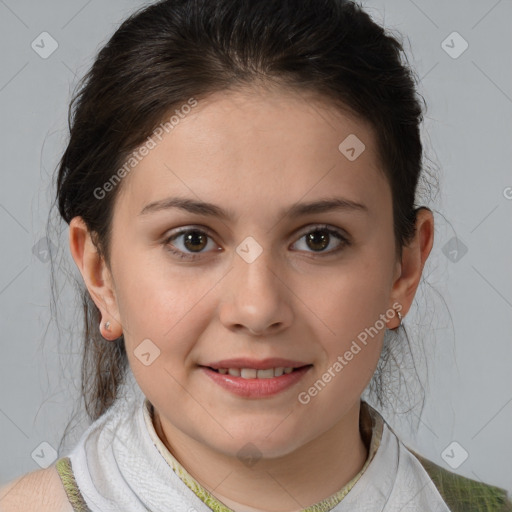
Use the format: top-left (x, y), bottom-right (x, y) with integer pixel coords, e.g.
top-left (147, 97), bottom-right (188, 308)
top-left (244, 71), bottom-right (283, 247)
top-left (105, 321), bottom-right (111, 330)
top-left (390, 311), bottom-right (403, 331)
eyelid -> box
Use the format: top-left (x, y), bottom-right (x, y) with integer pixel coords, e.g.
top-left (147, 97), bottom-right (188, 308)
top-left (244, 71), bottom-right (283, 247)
top-left (164, 224), bottom-right (217, 240)
top-left (293, 223), bottom-right (349, 239)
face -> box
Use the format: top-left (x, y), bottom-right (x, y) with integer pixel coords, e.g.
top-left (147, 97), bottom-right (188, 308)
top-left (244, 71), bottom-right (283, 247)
top-left (91, 86), bottom-right (403, 458)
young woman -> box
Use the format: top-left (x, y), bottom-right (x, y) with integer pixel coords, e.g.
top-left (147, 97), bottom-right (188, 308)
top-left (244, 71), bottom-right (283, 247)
top-left (1, 0), bottom-right (510, 510)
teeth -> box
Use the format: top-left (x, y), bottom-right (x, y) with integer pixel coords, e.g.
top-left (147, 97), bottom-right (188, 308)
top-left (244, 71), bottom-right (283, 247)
top-left (274, 367), bottom-right (284, 377)
top-left (240, 368), bottom-right (257, 379)
top-left (216, 367), bottom-right (296, 378)
top-left (256, 368), bottom-right (274, 379)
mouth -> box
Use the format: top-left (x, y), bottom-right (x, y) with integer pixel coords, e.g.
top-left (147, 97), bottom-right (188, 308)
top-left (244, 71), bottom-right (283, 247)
top-left (199, 359), bottom-right (313, 398)
top-left (205, 366), bottom-right (310, 379)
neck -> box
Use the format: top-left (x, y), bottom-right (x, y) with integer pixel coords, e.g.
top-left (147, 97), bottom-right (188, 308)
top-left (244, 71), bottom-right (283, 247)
top-left (153, 400), bottom-right (369, 512)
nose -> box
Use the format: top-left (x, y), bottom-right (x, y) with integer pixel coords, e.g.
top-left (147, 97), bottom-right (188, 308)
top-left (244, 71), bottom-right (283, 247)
top-left (218, 247), bottom-right (293, 337)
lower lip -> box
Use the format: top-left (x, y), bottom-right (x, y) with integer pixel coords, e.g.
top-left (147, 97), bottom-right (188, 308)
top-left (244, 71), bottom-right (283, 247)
top-left (200, 366), bottom-right (312, 398)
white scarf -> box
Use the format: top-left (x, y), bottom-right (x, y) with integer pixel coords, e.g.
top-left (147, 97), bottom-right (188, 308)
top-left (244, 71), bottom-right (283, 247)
top-left (65, 389), bottom-right (450, 512)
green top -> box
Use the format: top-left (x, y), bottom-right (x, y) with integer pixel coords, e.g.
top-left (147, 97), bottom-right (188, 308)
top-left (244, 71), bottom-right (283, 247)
top-left (408, 448), bottom-right (512, 512)
top-left (55, 457), bottom-right (90, 512)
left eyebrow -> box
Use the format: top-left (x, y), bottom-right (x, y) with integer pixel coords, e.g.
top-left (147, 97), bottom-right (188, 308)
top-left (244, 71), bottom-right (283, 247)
top-left (138, 196), bottom-right (369, 220)
top-left (284, 197), bottom-right (369, 218)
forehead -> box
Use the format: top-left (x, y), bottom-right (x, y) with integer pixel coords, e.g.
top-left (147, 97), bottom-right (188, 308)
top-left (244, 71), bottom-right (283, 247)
top-left (114, 86), bottom-right (390, 223)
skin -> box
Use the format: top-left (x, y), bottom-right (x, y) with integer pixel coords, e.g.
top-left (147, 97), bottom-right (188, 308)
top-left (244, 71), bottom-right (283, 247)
top-left (69, 85), bottom-right (434, 512)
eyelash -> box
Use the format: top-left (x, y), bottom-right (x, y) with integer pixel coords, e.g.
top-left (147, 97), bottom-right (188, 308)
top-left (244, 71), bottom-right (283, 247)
top-left (163, 224), bottom-right (351, 261)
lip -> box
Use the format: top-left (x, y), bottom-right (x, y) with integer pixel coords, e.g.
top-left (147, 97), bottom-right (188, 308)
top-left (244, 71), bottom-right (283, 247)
top-left (200, 364), bottom-right (313, 398)
top-left (204, 358), bottom-right (310, 370)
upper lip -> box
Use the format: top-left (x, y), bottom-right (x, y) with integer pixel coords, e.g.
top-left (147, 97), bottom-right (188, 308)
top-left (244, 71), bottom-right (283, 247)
top-left (203, 358), bottom-right (311, 370)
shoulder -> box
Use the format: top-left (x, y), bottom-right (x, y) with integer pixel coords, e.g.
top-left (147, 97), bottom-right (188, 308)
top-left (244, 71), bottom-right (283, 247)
top-left (406, 446), bottom-right (512, 512)
top-left (0, 464), bottom-right (74, 512)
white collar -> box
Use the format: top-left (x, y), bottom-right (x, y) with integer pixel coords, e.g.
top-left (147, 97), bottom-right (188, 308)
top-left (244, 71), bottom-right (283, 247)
top-left (66, 392), bottom-right (450, 512)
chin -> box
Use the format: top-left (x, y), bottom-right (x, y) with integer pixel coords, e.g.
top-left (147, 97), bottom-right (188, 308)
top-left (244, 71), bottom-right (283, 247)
top-left (212, 426), bottom-right (310, 461)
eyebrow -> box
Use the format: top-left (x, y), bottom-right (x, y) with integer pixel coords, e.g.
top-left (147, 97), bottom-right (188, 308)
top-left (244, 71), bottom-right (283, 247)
top-left (138, 196), bottom-right (368, 220)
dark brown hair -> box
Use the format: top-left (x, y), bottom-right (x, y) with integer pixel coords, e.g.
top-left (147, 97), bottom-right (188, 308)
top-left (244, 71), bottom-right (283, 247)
top-left (50, 0), bottom-right (437, 450)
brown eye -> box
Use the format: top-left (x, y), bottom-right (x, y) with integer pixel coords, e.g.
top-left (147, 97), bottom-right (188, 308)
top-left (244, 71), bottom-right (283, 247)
top-left (164, 227), bottom-right (220, 260)
top-left (291, 225), bottom-right (350, 255)
top-left (305, 230), bottom-right (330, 251)
top-left (182, 230), bottom-right (208, 252)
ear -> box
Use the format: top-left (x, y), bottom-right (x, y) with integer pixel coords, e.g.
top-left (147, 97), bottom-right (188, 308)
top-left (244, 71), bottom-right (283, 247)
top-left (68, 216), bottom-right (123, 340)
top-left (389, 207), bottom-right (434, 323)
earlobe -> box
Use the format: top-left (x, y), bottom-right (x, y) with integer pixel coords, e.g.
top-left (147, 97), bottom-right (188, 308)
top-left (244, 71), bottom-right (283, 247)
top-left (68, 216), bottom-right (123, 340)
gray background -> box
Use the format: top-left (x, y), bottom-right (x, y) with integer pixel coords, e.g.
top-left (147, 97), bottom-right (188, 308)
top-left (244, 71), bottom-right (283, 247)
top-left (0, 0), bottom-right (511, 496)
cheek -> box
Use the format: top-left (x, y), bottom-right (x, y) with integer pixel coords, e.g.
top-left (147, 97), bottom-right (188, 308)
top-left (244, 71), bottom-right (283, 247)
top-left (113, 250), bottom-right (219, 357)
top-left (298, 247), bottom-right (393, 389)
top-left (305, 256), bottom-right (393, 338)
top-left (112, 246), bottom-right (177, 328)
top-left (116, 263), bottom-right (212, 400)
top-left (299, 269), bottom-right (387, 411)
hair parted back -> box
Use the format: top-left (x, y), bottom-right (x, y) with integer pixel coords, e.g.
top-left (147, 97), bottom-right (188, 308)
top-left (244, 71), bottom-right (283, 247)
top-left (51, 0), bottom-right (435, 441)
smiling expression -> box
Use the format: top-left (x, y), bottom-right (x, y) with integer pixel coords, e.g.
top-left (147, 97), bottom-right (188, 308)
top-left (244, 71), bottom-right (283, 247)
top-left (97, 84), bottom-right (402, 458)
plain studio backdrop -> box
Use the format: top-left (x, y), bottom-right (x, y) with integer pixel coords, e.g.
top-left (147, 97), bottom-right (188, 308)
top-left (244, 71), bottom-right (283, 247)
top-left (0, 0), bottom-right (511, 495)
